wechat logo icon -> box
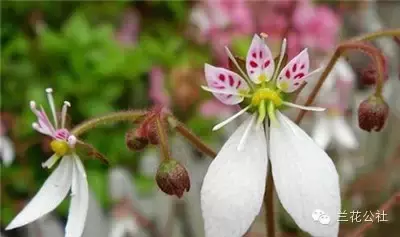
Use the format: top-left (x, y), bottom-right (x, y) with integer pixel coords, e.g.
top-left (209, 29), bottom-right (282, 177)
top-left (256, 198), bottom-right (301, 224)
top-left (312, 209), bottom-right (331, 225)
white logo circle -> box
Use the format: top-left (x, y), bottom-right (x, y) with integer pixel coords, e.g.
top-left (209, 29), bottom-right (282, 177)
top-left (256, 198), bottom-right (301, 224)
top-left (318, 214), bottom-right (331, 225)
top-left (312, 209), bottom-right (331, 225)
top-left (312, 209), bottom-right (325, 221)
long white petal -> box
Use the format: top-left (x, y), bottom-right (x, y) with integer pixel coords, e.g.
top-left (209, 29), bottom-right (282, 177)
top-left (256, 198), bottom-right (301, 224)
top-left (311, 115), bottom-right (332, 150)
top-left (6, 157), bottom-right (73, 230)
top-left (201, 115), bottom-right (268, 237)
top-left (332, 116), bottom-right (358, 150)
top-left (65, 155), bottom-right (89, 237)
top-left (270, 111), bottom-right (340, 237)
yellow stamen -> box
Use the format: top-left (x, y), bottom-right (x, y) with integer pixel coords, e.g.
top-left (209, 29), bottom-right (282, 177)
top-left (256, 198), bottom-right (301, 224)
top-left (251, 88), bottom-right (283, 107)
top-left (50, 140), bottom-right (69, 156)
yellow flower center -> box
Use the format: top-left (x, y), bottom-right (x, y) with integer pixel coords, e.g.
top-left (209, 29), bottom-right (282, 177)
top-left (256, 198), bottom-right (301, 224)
top-left (251, 88), bottom-right (283, 107)
top-left (50, 140), bottom-right (69, 156)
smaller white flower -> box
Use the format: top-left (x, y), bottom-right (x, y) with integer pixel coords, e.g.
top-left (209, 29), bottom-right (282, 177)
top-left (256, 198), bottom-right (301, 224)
top-left (311, 57), bottom-right (358, 151)
top-left (109, 207), bottom-right (141, 237)
top-left (108, 167), bottom-right (151, 237)
top-left (312, 110), bottom-right (359, 150)
top-left (6, 88), bottom-right (89, 237)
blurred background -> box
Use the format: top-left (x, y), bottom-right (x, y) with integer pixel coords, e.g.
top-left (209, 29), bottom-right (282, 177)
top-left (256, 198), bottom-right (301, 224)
top-left (1, 0), bottom-right (399, 237)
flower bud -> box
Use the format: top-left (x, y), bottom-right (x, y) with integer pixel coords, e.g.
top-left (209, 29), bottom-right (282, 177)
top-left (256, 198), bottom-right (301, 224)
top-left (358, 95), bottom-right (389, 132)
top-left (125, 127), bottom-right (149, 151)
top-left (146, 122), bottom-right (159, 145)
top-left (156, 159), bottom-right (190, 198)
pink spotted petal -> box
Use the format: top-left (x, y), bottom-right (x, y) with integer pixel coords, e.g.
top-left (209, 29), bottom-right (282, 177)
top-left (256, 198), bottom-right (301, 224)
top-left (54, 129), bottom-right (70, 141)
top-left (204, 64), bottom-right (249, 105)
top-left (277, 48), bottom-right (310, 93)
top-left (246, 34), bottom-right (275, 84)
top-left (36, 107), bottom-right (56, 136)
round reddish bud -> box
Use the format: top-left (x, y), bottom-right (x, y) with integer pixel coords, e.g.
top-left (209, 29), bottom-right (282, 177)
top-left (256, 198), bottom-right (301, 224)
top-left (146, 122), bottom-right (159, 145)
top-left (156, 159), bottom-right (190, 198)
top-left (125, 128), bottom-right (149, 151)
top-left (358, 95), bottom-right (389, 132)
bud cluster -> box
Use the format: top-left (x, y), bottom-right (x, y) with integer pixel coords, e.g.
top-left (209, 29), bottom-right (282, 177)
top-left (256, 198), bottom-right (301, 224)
top-left (125, 107), bottom-right (167, 151)
top-left (124, 106), bottom-right (192, 198)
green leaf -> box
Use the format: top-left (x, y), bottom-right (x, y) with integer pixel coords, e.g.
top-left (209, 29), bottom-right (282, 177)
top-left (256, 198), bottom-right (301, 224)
top-left (1, 206), bottom-right (16, 226)
top-left (39, 28), bottom-right (66, 54)
top-left (63, 12), bottom-right (91, 46)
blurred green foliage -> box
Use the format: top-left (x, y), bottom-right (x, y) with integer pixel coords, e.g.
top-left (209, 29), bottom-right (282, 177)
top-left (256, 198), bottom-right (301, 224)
top-left (1, 1), bottom-right (217, 226)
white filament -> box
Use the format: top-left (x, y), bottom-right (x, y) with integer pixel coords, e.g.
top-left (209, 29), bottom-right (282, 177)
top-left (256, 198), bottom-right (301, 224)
top-left (61, 101), bottom-right (71, 129)
top-left (212, 105), bottom-right (251, 131)
top-left (45, 88), bottom-right (58, 129)
top-left (283, 101), bottom-right (326, 112)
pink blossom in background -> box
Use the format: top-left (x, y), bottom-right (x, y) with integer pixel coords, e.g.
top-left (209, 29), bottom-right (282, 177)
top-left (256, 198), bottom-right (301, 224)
top-left (190, 0), bottom-right (340, 63)
top-left (116, 8), bottom-right (140, 46)
top-left (211, 0), bottom-right (254, 35)
top-left (190, 0), bottom-right (254, 65)
top-left (254, 0), bottom-right (340, 58)
top-left (199, 99), bottom-right (236, 118)
top-left (293, 3), bottom-right (340, 52)
top-left (149, 67), bottom-right (171, 107)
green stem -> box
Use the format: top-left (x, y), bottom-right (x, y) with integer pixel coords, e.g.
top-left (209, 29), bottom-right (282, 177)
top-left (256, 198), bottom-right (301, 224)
top-left (156, 116), bottom-right (170, 160)
top-left (71, 110), bottom-right (146, 136)
top-left (168, 116), bottom-right (217, 158)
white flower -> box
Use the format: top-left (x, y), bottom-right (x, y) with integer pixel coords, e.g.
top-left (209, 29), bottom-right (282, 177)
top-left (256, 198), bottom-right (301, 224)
top-left (311, 57), bottom-right (358, 150)
top-left (200, 35), bottom-right (341, 237)
top-left (6, 88), bottom-right (89, 237)
top-left (0, 122), bottom-right (15, 166)
top-left (312, 111), bottom-right (358, 150)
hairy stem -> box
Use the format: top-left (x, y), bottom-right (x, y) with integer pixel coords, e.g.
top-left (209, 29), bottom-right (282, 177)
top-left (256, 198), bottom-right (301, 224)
top-left (168, 116), bottom-right (217, 158)
top-left (296, 28), bottom-right (400, 124)
top-left (156, 116), bottom-right (170, 160)
top-left (352, 28), bottom-right (400, 42)
top-left (295, 41), bottom-right (386, 124)
top-left (71, 110), bottom-right (146, 136)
